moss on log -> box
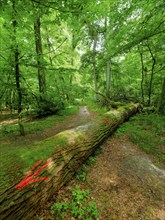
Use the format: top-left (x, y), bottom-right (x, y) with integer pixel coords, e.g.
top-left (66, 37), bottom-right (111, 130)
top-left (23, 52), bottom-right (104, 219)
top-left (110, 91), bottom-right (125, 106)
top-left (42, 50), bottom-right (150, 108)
top-left (0, 103), bottom-right (139, 220)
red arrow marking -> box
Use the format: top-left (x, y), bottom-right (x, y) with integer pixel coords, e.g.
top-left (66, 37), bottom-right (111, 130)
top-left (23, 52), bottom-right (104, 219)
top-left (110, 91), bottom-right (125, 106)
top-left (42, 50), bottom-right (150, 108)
top-left (15, 159), bottom-right (51, 189)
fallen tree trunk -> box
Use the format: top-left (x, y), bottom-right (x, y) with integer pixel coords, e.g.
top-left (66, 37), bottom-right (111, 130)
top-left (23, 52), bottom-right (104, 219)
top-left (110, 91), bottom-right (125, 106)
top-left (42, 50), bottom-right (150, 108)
top-left (0, 103), bottom-right (139, 220)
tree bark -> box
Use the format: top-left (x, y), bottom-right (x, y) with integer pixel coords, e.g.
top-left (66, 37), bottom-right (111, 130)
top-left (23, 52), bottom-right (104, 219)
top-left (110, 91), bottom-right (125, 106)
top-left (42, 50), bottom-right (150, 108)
top-left (34, 10), bottom-right (46, 97)
top-left (159, 77), bottom-right (165, 114)
top-left (92, 33), bottom-right (98, 101)
top-left (46, 29), bottom-right (53, 66)
top-left (138, 47), bottom-right (145, 103)
top-left (147, 43), bottom-right (156, 106)
top-left (0, 104), bottom-right (139, 220)
top-left (12, 0), bottom-right (22, 114)
top-left (106, 59), bottom-right (111, 98)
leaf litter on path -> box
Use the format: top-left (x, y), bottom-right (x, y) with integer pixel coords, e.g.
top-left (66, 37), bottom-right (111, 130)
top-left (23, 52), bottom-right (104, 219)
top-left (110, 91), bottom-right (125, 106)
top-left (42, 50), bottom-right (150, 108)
top-left (86, 135), bottom-right (165, 220)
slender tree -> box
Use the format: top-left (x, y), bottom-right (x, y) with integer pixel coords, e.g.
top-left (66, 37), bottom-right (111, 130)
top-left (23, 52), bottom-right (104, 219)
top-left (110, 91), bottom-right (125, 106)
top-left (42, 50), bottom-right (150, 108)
top-left (106, 59), bottom-right (111, 98)
top-left (92, 31), bottom-right (99, 100)
top-left (159, 77), bottom-right (165, 114)
top-left (138, 47), bottom-right (145, 103)
top-left (33, 3), bottom-right (46, 98)
top-left (12, 0), bottom-right (22, 113)
top-left (146, 43), bottom-right (156, 106)
top-left (11, 0), bottom-right (25, 135)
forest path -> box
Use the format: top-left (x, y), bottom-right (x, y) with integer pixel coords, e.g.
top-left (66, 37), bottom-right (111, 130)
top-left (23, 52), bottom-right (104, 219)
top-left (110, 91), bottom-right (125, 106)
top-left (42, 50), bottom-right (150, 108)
top-left (86, 135), bottom-right (165, 220)
top-left (0, 118), bottom-right (18, 126)
top-left (51, 135), bottom-right (165, 220)
top-left (0, 106), bottom-right (96, 153)
top-left (41, 106), bottom-right (94, 138)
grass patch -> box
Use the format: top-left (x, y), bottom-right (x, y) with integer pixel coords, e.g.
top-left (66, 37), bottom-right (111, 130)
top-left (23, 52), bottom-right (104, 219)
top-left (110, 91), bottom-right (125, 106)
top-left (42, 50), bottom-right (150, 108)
top-left (115, 113), bottom-right (165, 162)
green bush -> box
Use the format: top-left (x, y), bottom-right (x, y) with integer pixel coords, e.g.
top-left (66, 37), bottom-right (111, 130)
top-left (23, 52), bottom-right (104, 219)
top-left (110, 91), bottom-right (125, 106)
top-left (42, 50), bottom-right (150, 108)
top-left (35, 98), bottom-right (63, 118)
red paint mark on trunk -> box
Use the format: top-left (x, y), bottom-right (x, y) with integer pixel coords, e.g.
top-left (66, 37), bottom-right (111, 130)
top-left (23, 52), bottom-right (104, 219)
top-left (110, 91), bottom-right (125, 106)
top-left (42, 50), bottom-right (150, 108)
top-left (103, 118), bottom-right (112, 125)
top-left (15, 159), bottom-right (51, 189)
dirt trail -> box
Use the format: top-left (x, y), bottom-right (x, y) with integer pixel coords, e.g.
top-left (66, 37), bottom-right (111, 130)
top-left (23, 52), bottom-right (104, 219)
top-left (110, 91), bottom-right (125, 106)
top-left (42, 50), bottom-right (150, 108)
top-left (38, 106), bottom-right (94, 139)
top-left (0, 118), bottom-right (18, 127)
top-left (86, 135), bottom-right (165, 220)
top-left (0, 107), bottom-right (95, 153)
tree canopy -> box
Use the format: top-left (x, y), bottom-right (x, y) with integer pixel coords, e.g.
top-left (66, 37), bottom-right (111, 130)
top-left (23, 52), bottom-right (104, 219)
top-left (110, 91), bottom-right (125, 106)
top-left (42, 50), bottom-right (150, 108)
top-left (0, 0), bottom-right (165, 114)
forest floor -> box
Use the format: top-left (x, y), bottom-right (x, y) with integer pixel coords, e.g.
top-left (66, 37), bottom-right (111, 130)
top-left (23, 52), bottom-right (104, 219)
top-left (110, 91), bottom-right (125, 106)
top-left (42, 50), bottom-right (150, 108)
top-left (30, 107), bottom-right (164, 220)
top-left (34, 134), bottom-right (165, 220)
top-left (0, 107), bottom-right (164, 220)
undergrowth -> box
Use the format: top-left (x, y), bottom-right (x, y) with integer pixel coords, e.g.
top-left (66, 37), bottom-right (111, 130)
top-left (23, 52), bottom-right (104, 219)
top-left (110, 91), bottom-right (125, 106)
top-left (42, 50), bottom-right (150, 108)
top-left (75, 146), bottom-right (103, 182)
top-left (115, 113), bottom-right (165, 162)
top-left (50, 185), bottom-right (99, 220)
top-left (49, 147), bottom-right (102, 220)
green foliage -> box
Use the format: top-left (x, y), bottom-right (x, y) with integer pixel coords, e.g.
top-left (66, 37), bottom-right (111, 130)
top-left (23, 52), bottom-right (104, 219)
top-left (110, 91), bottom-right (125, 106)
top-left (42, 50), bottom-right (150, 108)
top-left (115, 113), bottom-right (165, 162)
top-left (75, 146), bottom-right (103, 182)
top-left (50, 185), bottom-right (99, 220)
top-left (34, 95), bottom-right (65, 118)
top-left (50, 202), bottom-right (69, 220)
top-left (76, 164), bottom-right (88, 182)
top-left (0, 124), bottom-right (18, 135)
top-left (0, 0), bottom-right (164, 111)
top-left (86, 156), bottom-right (96, 166)
top-left (34, 216), bottom-right (43, 220)
top-left (94, 147), bottom-right (103, 156)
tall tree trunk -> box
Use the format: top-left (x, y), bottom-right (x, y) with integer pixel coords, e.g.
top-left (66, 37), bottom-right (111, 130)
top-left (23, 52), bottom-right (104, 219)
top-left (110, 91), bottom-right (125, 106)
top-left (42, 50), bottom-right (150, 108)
top-left (12, 0), bottom-right (22, 114)
top-left (141, 62), bottom-right (145, 104)
top-left (10, 90), bottom-right (14, 114)
top-left (12, 0), bottom-right (25, 135)
top-left (34, 12), bottom-right (46, 97)
top-left (84, 19), bottom-right (99, 101)
top-left (159, 77), bottom-right (165, 114)
top-left (106, 59), bottom-right (111, 98)
top-left (92, 33), bottom-right (98, 100)
top-left (46, 28), bottom-right (53, 66)
top-left (0, 104), bottom-right (139, 220)
top-left (66, 34), bottom-right (78, 104)
top-left (14, 47), bottom-right (22, 113)
top-left (104, 17), bottom-right (111, 99)
top-left (147, 44), bottom-right (156, 106)
top-left (138, 47), bottom-right (145, 103)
